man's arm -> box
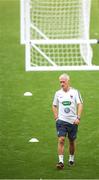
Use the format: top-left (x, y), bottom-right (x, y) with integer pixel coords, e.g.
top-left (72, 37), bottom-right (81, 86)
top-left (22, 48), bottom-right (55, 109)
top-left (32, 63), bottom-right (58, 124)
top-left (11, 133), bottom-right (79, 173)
top-left (74, 103), bottom-right (83, 125)
top-left (52, 105), bottom-right (58, 121)
top-left (77, 103), bottom-right (83, 118)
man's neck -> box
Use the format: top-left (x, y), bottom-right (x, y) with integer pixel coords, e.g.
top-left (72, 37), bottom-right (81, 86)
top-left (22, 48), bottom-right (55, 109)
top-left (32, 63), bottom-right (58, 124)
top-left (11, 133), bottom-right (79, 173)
top-left (62, 86), bottom-right (71, 92)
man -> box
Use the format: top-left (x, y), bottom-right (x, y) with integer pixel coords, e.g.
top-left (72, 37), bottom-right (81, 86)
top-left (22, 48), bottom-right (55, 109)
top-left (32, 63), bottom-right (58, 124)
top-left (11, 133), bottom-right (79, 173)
top-left (52, 73), bottom-right (83, 169)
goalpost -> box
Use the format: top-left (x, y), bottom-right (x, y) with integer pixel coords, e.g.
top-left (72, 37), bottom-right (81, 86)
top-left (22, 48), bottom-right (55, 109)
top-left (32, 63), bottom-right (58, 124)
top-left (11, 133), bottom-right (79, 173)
top-left (20, 0), bottom-right (99, 71)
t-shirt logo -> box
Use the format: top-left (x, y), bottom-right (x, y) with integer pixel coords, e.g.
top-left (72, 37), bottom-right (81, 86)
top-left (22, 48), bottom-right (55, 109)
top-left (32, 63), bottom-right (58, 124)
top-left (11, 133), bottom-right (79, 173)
top-left (70, 95), bottom-right (73, 99)
top-left (64, 107), bottom-right (70, 113)
top-left (62, 101), bottom-right (71, 106)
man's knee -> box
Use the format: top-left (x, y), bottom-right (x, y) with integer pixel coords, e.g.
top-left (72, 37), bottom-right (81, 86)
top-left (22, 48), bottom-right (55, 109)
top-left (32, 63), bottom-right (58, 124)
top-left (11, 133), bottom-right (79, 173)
top-left (58, 137), bottom-right (65, 145)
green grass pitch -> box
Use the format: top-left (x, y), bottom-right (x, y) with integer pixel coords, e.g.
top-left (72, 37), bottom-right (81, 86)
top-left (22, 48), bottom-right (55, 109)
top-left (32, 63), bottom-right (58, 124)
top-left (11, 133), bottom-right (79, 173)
top-left (0, 0), bottom-right (99, 179)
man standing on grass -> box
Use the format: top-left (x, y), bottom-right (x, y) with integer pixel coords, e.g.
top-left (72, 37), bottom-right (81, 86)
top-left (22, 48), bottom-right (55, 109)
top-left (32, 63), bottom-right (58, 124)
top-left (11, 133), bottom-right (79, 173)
top-left (52, 73), bottom-right (83, 169)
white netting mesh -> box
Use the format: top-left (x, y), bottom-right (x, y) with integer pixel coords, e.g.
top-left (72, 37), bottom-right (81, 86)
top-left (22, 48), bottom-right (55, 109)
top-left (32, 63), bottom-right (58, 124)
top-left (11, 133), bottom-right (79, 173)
top-left (30, 0), bottom-right (84, 39)
top-left (30, 44), bottom-right (85, 66)
top-left (22, 0), bottom-right (94, 70)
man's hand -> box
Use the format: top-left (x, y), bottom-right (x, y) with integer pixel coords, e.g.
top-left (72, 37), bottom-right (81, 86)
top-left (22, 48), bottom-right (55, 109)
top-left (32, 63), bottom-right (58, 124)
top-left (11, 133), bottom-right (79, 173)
top-left (73, 119), bottom-right (80, 125)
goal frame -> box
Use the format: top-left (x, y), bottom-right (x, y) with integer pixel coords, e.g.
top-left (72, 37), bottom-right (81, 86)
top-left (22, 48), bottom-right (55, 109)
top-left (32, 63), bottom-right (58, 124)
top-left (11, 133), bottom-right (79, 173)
top-left (20, 0), bottom-right (99, 71)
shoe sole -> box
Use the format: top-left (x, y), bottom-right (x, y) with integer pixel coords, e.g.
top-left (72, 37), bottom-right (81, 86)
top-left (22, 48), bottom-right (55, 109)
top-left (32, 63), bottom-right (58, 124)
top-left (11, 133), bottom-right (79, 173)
top-left (68, 162), bottom-right (75, 167)
top-left (56, 165), bottom-right (64, 170)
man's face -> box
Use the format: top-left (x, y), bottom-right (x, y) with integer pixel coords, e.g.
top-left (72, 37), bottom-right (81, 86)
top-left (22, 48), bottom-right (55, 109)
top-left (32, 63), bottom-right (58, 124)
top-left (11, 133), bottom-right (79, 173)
top-left (59, 77), bottom-right (69, 91)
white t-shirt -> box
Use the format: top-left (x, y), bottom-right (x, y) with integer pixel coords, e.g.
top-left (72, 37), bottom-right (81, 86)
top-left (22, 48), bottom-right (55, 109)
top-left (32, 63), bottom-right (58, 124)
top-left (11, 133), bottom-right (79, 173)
top-left (53, 87), bottom-right (83, 124)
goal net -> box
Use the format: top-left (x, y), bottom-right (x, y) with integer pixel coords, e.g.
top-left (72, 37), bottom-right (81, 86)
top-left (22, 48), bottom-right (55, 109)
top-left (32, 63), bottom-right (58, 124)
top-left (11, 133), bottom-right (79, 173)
top-left (20, 0), bottom-right (99, 71)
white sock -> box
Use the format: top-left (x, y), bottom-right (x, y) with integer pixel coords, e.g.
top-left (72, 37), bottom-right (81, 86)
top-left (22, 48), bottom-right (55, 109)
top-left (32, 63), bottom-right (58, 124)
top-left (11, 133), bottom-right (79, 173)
top-left (59, 155), bottom-right (64, 163)
top-left (69, 154), bottom-right (74, 162)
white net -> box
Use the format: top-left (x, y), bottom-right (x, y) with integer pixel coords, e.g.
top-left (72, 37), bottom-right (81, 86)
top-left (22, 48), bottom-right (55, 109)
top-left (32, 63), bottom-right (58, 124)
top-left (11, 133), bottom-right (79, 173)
top-left (30, 0), bottom-right (84, 39)
top-left (22, 0), bottom-right (98, 71)
top-left (30, 44), bottom-right (85, 67)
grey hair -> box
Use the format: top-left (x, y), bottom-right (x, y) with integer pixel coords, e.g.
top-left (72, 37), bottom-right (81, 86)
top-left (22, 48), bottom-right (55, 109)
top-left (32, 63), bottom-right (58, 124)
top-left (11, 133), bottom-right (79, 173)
top-left (59, 73), bottom-right (70, 81)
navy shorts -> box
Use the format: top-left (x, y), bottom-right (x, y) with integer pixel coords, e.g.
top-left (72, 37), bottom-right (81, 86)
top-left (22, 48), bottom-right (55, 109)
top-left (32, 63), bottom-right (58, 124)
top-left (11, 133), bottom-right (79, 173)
top-left (56, 119), bottom-right (78, 140)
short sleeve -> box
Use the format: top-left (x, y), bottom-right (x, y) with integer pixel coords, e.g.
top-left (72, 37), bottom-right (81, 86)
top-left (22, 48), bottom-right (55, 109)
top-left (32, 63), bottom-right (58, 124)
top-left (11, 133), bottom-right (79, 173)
top-left (75, 90), bottom-right (83, 104)
top-left (53, 92), bottom-right (59, 106)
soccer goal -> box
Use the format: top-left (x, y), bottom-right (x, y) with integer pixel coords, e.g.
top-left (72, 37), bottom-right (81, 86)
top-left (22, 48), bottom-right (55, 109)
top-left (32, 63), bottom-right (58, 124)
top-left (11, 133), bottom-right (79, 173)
top-left (20, 0), bottom-right (99, 71)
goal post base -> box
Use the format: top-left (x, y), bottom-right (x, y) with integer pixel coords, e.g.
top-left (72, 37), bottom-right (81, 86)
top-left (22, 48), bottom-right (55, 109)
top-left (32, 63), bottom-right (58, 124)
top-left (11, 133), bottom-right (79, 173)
top-left (26, 65), bottom-right (99, 71)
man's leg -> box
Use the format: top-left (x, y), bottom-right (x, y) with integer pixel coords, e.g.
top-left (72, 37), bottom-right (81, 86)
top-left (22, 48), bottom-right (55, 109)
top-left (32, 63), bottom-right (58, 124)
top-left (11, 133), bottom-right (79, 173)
top-left (58, 136), bottom-right (65, 162)
top-left (68, 139), bottom-right (75, 166)
top-left (69, 139), bottom-right (75, 155)
top-left (56, 120), bottom-right (67, 169)
top-left (56, 136), bottom-right (65, 169)
top-left (68, 124), bottom-right (78, 166)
